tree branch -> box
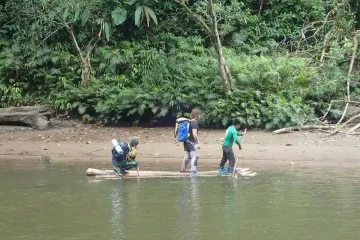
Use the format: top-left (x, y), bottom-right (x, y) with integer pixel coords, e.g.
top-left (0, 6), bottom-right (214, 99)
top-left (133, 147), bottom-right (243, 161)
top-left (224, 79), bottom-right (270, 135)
top-left (295, 6), bottom-right (338, 54)
top-left (346, 122), bottom-right (360, 134)
top-left (329, 112), bottom-right (360, 135)
top-left (319, 100), bottom-right (342, 120)
top-left (320, 32), bottom-right (331, 62)
top-left (86, 22), bottom-right (104, 59)
top-left (172, 0), bottom-right (212, 35)
top-left (208, 0), bottom-right (220, 47)
top-left (65, 25), bottom-right (85, 63)
top-left (52, 10), bottom-right (86, 64)
top-left (336, 31), bottom-right (358, 125)
top-left (258, 0), bottom-right (264, 14)
top-left (348, 31), bottom-right (359, 101)
top-left (38, 26), bottom-right (65, 46)
top-left (336, 103), bottom-right (349, 124)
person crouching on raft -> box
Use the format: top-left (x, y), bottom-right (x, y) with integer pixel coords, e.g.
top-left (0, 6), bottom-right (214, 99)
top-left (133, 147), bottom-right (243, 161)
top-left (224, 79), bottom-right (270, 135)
top-left (111, 140), bottom-right (140, 176)
top-left (127, 140), bottom-right (140, 175)
top-left (218, 118), bottom-right (244, 175)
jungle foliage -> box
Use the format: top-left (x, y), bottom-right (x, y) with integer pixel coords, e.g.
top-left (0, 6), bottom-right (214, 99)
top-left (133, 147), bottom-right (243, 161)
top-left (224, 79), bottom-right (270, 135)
top-left (1, 0), bottom-right (360, 129)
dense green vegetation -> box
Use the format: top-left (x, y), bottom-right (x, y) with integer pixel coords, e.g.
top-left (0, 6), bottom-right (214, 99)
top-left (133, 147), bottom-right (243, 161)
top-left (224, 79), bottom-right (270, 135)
top-left (1, 0), bottom-right (360, 129)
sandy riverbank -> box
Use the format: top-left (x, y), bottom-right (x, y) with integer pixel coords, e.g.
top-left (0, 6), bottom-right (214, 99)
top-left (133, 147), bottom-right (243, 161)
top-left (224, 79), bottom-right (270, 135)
top-left (1, 123), bottom-right (360, 169)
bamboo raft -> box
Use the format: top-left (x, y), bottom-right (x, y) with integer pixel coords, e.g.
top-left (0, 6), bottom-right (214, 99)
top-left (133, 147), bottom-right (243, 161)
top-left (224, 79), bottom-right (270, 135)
top-left (86, 168), bottom-right (257, 179)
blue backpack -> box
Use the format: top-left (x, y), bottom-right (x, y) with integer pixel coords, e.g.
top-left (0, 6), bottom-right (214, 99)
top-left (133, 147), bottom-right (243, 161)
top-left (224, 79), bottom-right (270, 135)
top-left (174, 117), bottom-right (194, 142)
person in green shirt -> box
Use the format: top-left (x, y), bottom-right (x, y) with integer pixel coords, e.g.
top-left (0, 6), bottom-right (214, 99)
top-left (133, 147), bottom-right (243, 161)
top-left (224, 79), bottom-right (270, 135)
top-left (218, 118), bottom-right (244, 175)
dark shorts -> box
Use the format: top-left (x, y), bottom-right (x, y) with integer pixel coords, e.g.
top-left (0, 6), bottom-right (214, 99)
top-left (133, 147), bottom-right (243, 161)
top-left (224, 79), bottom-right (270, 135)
top-left (183, 141), bottom-right (196, 152)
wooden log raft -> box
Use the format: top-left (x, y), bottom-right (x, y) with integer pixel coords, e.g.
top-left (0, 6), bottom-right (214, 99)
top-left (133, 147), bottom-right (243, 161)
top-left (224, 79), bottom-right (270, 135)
top-left (0, 105), bottom-right (52, 130)
top-left (86, 168), bottom-right (257, 178)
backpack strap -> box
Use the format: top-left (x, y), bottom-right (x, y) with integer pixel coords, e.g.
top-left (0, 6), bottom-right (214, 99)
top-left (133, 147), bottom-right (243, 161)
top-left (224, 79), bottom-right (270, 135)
top-left (174, 122), bottom-right (179, 138)
top-left (186, 119), bottom-right (196, 137)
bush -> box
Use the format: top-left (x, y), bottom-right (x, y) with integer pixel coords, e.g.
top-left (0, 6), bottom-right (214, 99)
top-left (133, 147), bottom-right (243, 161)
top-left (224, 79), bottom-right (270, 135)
top-left (0, 35), bottom-right (347, 129)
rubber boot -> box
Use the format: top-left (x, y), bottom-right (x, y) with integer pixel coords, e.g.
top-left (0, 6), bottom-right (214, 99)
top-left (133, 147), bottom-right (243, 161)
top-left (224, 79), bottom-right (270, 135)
top-left (218, 167), bottom-right (229, 175)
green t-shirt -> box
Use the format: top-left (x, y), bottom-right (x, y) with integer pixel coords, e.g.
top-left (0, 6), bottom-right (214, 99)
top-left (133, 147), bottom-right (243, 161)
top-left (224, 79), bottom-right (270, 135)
top-left (223, 125), bottom-right (244, 147)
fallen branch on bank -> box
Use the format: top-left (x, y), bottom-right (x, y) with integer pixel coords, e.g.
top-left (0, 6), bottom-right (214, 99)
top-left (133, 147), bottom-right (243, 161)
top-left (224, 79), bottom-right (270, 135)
top-left (273, 125), bottom-right (335, 134)
top-left (346, 122), bottom-right (360, 135)
top-left (328, 112), bottom-right (360, 135)
top-left (273, 116), bottom-right (360, 135)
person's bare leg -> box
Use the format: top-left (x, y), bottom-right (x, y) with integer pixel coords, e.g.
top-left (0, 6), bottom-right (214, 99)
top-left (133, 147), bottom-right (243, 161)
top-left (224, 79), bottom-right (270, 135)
top-left (181, 152), bottom-right (191, 172)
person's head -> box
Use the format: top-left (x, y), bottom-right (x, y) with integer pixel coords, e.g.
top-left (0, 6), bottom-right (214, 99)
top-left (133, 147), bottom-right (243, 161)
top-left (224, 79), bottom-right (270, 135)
top-left (129, 140), bottom-right (139, 149)
top-left (233, 118), bottom-right (242, 130)
top-left (190, 108), bottom-right (202, 121)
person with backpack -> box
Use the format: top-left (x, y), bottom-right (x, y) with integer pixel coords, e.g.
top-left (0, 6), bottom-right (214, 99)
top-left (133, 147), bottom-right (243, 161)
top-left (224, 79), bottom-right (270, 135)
top-left (111, 139), bottom-right (140, 176)
top-left (175, 108), bottom-right (201, 177)
top-left (218, 118), bottom-right (244, 176)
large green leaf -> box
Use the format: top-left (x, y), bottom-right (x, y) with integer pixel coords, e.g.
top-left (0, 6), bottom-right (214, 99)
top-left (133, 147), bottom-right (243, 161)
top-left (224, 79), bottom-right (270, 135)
top-left (134, 6), bottom-right (143, 27)
top-left (63, 8), bottom-right (69, 21)
top-left (128, 0), bottom-right (137, 5)
top-left (145, 6), bottom-right (158, 25)
top-left (104, 22), bottom-right (110, 41)
top-left (111, 7), bottom-right (127, 26)
top-left (73, 9), bottom-right (81, 22)
top-left (81, 8), bottom-right (91, 26)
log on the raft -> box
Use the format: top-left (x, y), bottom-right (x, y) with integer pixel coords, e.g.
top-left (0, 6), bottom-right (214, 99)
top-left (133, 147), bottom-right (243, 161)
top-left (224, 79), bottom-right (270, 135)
top-left (0, 105), bottom-right (52, 130)
top-left (86, 168), bottom-right (257, 178)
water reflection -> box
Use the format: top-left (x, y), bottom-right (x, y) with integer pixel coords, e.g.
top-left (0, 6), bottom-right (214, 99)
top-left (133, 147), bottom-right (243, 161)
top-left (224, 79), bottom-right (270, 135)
top-left (178, 177), bottom-right (200, 240)
top-left (109, 181), bottom-right (126, 240)
top-left (190, 177), bottom-right (200, 239)
top-left (222, 177), bottom-right (240, 236)
top-left (109, 179), bottom-right (142, 240)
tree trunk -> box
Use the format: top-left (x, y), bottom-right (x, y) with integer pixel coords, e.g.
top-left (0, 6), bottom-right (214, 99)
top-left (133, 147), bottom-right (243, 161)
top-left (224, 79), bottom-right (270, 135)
top-left (0, 105), bottom-right (52, 130)
top-left (81, 57), bottom-right (91, 86)
top-left (209, 0), bottom-right (233, 93)
top-left (68, 27), bottom-right (92, 86)
top-left (173, 0), bottom-right (234, 94)
top-left (216, 48), bottom-right (233, 94)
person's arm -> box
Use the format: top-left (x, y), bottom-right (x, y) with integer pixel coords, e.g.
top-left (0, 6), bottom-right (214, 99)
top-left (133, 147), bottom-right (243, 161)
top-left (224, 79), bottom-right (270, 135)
top-left (233, 129), bottom-right (241, 149)
top-left (192, 129), bottom-right (199, 143)
top-left (192, 129), bottom-right (200, 149)
top-left (237, 131), bottom-right (244, 136)
top-left (191, 121), bottom-right (200, 148)
top-left (136, 166), bottom-right (140, 176)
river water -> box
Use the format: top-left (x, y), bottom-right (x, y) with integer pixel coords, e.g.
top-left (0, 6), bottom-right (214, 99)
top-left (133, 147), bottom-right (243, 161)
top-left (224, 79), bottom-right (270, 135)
top-left (0, 160), bottom-right (359, 240)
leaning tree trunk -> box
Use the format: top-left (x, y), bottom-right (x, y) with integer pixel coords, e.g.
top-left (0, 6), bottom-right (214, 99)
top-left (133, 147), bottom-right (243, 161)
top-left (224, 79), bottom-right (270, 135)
top-left (215, 45), bottom-right (233, 94)
top-left (68, 27), bottom-right (92, 86)
top-left (172, 0), bottom-right (234, 94)
top-left (209, 0), bottom-right (233, 94)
